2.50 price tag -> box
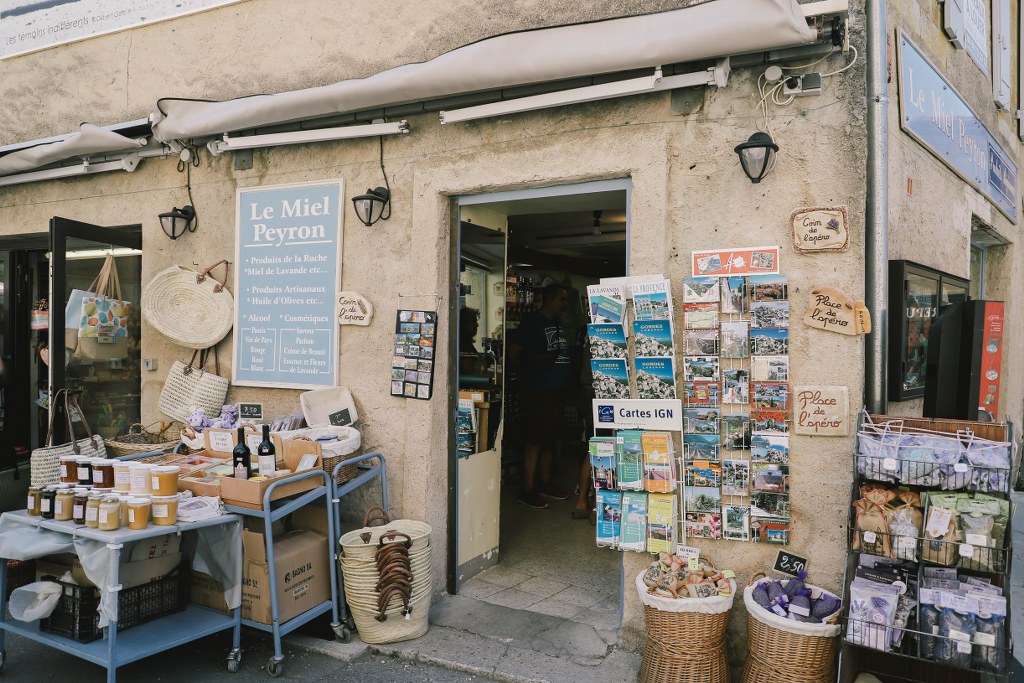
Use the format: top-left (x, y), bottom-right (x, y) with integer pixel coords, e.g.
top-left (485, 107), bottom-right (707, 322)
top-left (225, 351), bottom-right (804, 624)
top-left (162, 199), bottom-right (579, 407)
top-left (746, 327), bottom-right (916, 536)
top-left (774, 550), bottom-right (809, 578)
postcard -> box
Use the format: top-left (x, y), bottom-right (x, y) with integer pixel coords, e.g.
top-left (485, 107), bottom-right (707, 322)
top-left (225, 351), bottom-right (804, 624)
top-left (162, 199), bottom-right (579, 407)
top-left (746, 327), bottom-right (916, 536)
top-left (752, 411), bottom-right (788, 435)
top-left (684, 485), bottom-right (721, 514)
top-left (686, 461), bottom-right (722, 487)
top-left (750, 491), bottom-right (790, 520)
top-left (723, 505), bottom-right (751, 540)
top-left (749, 274), bottom-right (788, 301)
top-left (684, 381), bottom-right (720, 406)
top-left (750, 327), bottom-right (788, 355)
top-left (721, 276), bottom-right (746, 314)
top-left (752, 518), bottom-right (790, 545)
top-left (750, 301), bottom-right (790, 328)
top-left (684, 406), bottom-right (720, 434)
top-left (683, 277), bottom-right (720, 303)
top-left (633, 320), bottom-right (675, 357)
top-left (722, 368), bottom-right (750, 404)
top-left (635, 357), bottom-right (676, 399)
top-left (722, 415), bottom-right (751, 450)
top-left (391, 368), bottom-right (405, 381)
top-left (751, 435), bottom-right (789, 464)
top-left (684, 329), bottom-right (718, 355)
top-left (390, 380), bottom-right (404, 395)
top-left (404, 370), bottom-right (418, 382)
top-left (403, 383), bottom-right (418, 397)
top-left (685, 512), bottom-right (722, 540)
top-left (751, 355), bottom-right (789, 382)
top-left (721, 460), bottom-right (750, 496)
top-left (752, 381), bottom-right (789, 411)
top-left (683, 434), bottom-right (720, 462)
top-left (720, 321), bottom-right (749, 359)
top-left (684, 302), bottom-right (718, 329)
top-left (751, 462), bottom-right (789, 493)
top-left (417, 385), bottom-right (431, 399)
top-left (588, 323), bottom-right (628, 359)
top-left (683, 355), bottom-right (720, 382)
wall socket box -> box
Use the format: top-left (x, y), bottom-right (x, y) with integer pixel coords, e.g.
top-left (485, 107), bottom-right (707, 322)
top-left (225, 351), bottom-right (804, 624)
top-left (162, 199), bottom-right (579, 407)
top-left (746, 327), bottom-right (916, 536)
top-left (782, 73), bottom-right (823, 97)
top-left (144, 358), bottom-right (158, 371)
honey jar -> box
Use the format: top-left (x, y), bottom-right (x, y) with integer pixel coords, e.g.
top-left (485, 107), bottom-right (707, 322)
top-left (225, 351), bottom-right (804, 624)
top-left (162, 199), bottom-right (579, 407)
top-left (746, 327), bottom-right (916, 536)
top-left (27, 486), bottom-right (42, 516)
top-left (54, 488), bottom-right (75, 522)
top-left (85, 494), bottom-right (102, 528)
top-left (127, 497), bottom-right (151, 530)
top-left (150, 466), bottom-right (181, 496)
top-left (92, 458), bottom-right (115, 490)
top-left (73, 491), bottom-right (89, 525)
top-left (128, 463), bottom-right (153, 495)
top-left (113, 462), bottom-right (132, 492)
top-left (77, 458), bottom-right (93, 486)
top-left (118, 495), bottom-right (131, 526)
top-left (151, 495), bottom-right (179, 526)
top-left (98, 497), bottom-right (120, 531)
top-left (59, 455), bottom-right (79, 484)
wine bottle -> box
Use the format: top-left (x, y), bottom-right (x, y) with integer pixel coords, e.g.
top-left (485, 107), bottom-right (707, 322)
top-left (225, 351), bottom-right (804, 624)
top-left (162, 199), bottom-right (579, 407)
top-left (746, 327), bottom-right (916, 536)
top-left (233, 427), bottom-right (252, 479)
top-left (257, 425), bottom-right (276, 475)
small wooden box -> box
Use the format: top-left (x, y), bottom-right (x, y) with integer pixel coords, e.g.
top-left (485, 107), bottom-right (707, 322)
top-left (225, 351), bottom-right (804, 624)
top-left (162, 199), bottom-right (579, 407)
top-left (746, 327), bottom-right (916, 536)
top-left (219, 446), bottom-right (323, 510)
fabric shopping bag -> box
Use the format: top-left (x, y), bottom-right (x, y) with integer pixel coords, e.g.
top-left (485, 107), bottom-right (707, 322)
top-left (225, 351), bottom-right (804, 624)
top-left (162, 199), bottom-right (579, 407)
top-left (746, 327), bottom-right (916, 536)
top-left (158, 348), bottom-right (230, 423)
top-left (75, 254), bottom-right (131, 361)
top-left (30, 389), bottom-right (107, 487)
top-left (63, 289), bottom-right (93, 351)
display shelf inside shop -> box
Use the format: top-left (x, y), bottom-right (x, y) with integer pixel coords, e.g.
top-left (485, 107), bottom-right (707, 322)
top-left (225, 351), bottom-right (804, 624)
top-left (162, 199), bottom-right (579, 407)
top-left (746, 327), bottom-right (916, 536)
top-left (837, 412), bottom-right (1016, 682)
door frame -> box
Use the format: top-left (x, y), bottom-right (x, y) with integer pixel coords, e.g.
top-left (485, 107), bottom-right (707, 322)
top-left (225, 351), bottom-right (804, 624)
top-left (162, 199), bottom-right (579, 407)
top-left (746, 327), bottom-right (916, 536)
top-left (446, 178), bottom-right (632, 594)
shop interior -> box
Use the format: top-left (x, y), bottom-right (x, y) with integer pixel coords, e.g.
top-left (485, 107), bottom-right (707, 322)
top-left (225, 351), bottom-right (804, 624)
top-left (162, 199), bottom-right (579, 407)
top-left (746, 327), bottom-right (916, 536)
top-left (455, 186), bottom-right (628, 630)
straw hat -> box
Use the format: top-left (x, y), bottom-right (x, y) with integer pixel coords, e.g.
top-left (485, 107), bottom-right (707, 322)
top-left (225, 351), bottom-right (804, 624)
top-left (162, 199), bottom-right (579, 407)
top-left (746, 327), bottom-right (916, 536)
top-left (142, 264), bottom-right (234, 349)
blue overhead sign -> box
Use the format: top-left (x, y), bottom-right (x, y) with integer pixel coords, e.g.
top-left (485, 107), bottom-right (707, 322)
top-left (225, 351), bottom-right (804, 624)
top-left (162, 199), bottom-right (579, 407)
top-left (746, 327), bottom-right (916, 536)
top-left (233, 180), bottom-right (343, 389)
top-left (898, 32), bottom-right (1018, 222)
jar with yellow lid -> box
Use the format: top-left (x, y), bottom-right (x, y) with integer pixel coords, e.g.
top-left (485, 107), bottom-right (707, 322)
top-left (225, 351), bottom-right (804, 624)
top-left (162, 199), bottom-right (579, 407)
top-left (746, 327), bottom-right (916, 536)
top-left (129, 463), bottom-right (153, 495)
top-left (127, 497), bottom-right (151, 530)
top-left (98, 497), bottom-right (120, 531)
top-left (150, 466), bottom-right (180, 496)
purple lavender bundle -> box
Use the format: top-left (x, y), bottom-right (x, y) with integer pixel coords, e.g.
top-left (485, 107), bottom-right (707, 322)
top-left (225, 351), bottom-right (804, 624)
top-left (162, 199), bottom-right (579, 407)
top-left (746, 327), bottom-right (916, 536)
top-left (811, 592), bottom-right (842, 621)
top-left (783, 569), bottom-right (807, 597)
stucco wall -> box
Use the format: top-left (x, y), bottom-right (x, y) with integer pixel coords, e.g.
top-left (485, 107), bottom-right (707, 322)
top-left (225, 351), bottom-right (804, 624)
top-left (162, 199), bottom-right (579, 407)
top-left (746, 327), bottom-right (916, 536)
top-left (1, 0), bottom-right (875, 663)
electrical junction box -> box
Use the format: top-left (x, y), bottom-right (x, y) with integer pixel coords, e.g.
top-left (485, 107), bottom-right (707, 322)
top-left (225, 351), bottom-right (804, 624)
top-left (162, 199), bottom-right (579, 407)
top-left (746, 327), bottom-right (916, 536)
top-left (783, 73), bottom-right (823, 97)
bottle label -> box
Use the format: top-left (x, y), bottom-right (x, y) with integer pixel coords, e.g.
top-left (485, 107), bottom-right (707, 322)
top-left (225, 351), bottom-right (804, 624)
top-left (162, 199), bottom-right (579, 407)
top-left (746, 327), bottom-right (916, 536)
top-left (74, 505), bottom-right (84, 518)
top-left (259, 456), bottom-right (276, 474)
top-left (26, 495), bottom-right (33, 510)
top-left (41, 499), bottom-right (51, 513)
top-left (94, 471), bottom-right (104, 484)
top-left (86, 508), bottom-right (98, 522)
top-left (115, 471), bottom-right (130, 485)
top-left (129, 509), bottom-right (135, 523)
top-left (78, 466), bottom-right (89, 479)
top-left (60, 465), bottom-right (68, 478)
top-left (55, 500), bottom-right (63, 515)
top-left (152, 476), bottom-right (161, 490)
top-left (153, 504), bottom-right (168, 518)
top-left (99, 509), bottom-right (109, 524)
top-left (235, 464), bottom-right (248, 480)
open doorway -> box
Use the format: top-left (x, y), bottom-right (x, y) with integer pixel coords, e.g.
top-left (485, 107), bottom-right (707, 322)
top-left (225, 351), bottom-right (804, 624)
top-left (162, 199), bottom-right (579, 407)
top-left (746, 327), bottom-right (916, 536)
top-left (453, 180), bottom-right (628, 633)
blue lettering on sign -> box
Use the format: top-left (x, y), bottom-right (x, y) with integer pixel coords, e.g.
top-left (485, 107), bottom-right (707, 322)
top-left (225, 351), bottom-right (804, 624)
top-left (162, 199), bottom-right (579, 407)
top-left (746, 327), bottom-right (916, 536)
top-left (655, 409), bottom-right (673, 418)
top-left (899, 33), bottom-right (1017, 221)
top-left (597, 405), bottom-right (615, 423)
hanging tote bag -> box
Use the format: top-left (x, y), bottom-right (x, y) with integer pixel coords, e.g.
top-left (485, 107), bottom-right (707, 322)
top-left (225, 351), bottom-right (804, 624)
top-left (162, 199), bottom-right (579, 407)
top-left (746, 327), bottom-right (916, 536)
top-left (74, 254), bottom-right (131, 361)
top-left (158, 348), bottom-right (231, 423)
top-left (30, 389), bottom-right (108, 487)
top-left (142, 260), bottom-right (234, 350)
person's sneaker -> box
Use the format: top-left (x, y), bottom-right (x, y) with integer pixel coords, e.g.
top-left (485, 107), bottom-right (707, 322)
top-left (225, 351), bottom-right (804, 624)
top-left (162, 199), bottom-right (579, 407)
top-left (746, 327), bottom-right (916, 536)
top-left (518, 492), bottom-right (549, 509)
top-left (538, 485), bottom-right (570, 500)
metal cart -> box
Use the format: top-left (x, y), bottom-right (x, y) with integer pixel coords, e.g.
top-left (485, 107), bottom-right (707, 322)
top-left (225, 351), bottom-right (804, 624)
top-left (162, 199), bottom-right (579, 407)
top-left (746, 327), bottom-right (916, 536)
top-left (329, 451), bottom-right (389, 641)
top-left (223, 468), bottom-right (340, 677)
top-left (0, 510), bottom-right (243, 683)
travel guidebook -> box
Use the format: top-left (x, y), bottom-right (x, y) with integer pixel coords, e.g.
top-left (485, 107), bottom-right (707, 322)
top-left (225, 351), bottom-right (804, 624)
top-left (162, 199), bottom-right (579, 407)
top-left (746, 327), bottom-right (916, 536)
top-left (596, 490), bottom-right (623, 548)
top-left (617, 430), bottom-right (645, 491)
top-left (633, 319), bottom-right (675, 357)
top-left (685, 512), bottom-right (722, 539)
top-left (587, 323), bottom-right (628, 359)
top-left (587, 284), bottom-right (627, 324)
top-left (591, 358), bottom-right (631, 399)
top-left (629, 279), bottom-right (673, 321)
top-left (635, 357), bottom-right (676, 399)
top-left (684, 381), bottom-right (720, 406)
top-left (589, 437), bottom-right (619, 490)
top-left (646, 493), bottom-right (676, 553)
top-left (642, 432), bottom-right (675, 493)
top-left (682, 276), bottom-right (720, 303)
top-left (620, 492), bottom-right (649, 552)
top-left (683, 434), bottom-right (720, 462)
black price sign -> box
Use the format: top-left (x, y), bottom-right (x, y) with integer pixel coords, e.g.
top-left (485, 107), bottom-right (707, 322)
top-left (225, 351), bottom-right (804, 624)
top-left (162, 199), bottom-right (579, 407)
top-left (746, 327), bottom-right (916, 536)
top-left (238, 403), bottom-right (264, 420)
top-left (328, 409), bottom-right (352, 427)
top-left (774, 550), bottom-right (808, 578)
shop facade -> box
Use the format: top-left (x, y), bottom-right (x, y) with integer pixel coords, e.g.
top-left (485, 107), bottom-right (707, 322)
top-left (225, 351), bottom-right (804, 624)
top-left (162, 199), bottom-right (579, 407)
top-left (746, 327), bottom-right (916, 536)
top-left (0, 0), bottom-right (1019, 667)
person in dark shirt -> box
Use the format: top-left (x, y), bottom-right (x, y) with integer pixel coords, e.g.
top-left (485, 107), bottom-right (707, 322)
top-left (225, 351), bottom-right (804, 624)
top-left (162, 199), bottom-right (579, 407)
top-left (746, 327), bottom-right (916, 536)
top-left (508, 283), bottom-right (572, 509)
top-left (459, 307), bottom-right (480, 354)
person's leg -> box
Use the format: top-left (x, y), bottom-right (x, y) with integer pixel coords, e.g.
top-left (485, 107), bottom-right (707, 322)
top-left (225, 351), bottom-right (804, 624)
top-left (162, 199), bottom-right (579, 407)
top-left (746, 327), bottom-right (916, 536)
top-left (518, 391), bottom-right (549, 509)
top-left (522, 442), bottom-right (539, 492)
top-left (574, 457), bottom-right (590, 511)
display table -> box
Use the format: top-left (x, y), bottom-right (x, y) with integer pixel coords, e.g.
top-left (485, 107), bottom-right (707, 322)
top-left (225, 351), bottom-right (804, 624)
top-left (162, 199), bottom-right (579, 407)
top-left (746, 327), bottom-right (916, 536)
top-left (0, 510), bottom-right (243, 682)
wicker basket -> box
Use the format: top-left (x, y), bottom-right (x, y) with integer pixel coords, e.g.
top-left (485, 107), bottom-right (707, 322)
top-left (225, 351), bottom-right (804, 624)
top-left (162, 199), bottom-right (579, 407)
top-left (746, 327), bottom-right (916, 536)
top-left (340, 506), bottom-right (432, 560)
top-left (739, 573), bottom-right (841, 683)
top-left (104, 423), bottom-right (180, 457)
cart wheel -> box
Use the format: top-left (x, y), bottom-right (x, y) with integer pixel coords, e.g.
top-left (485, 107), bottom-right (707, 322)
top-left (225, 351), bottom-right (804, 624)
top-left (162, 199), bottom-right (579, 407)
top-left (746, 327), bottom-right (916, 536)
top-left (267, 658), bottom-right (284, 678)
top-left (345, 615), bottom-right (356, 631)
top-left (226, 649), bottom-right (241, 674)
top-left (333, 623), bottom-right (352, 643)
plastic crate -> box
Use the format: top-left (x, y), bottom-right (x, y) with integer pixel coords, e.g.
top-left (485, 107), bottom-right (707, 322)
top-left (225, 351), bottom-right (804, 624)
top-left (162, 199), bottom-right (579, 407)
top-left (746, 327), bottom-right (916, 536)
top-left (40, 565), bottom-right (189, 643)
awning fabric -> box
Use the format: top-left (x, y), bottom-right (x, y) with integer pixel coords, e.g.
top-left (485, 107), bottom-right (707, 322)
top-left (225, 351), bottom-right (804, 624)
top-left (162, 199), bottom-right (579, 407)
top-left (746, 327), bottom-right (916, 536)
top-left (0, 123), bottom-right (145, 177)
top-left (151, 0), bottom-right (816, 142)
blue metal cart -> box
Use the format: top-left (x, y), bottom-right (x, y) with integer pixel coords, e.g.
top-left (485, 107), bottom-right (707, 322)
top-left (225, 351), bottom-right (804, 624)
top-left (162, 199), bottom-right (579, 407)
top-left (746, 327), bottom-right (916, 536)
top-left (223, 468), bottom-right (340, 677)
top-left (328, 451), bottom-right (389, 640)
top-left (0, 510), bottom-right (243, 683)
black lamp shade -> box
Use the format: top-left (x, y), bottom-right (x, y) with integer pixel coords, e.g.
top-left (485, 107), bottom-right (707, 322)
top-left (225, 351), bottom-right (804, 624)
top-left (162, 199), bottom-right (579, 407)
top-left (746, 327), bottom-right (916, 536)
top-left (158, 205), bottom-right (196, 240)
top-left (734, 132), bottom-right (779, 184)
top-left (352, 186), bottom-right (391, 226)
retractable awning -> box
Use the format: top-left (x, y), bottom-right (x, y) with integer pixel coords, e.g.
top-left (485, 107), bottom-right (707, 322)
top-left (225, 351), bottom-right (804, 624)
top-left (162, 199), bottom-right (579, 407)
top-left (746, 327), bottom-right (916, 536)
top-left (0, 123), bottom-right (145, 177)
top-left (151, 0), bottom-right (818, 142)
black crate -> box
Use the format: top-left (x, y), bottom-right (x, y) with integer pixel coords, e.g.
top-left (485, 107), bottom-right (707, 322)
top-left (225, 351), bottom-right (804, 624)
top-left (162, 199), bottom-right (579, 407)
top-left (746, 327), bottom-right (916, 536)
top-left (40, 565), bottom-right (189, 643)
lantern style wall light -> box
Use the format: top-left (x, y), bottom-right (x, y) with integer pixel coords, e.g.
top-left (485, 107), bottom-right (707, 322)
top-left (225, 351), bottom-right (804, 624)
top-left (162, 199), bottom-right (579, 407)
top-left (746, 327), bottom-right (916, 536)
top-left (734, 132), bottom-right (779, 184)
top-left (351, 187), bottom-right (391, 227)
top-left (158, 205), bottom-right (196, 240)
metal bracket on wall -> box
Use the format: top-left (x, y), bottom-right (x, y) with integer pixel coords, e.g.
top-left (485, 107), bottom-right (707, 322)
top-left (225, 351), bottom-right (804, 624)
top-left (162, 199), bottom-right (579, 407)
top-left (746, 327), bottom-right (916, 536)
top-left (234, 148), bottom-right (254, 171)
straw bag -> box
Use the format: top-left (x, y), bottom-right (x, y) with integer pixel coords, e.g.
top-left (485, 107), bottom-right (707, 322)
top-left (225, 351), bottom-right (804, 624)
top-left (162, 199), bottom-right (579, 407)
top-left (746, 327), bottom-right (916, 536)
top-left (340, 506), bottom-right (432, 560)
top-left (158, 348), bottom-right (230, 423)
top-left (636, 555), bottom-right (735, 683)
top-left (31, 390), bottom-right (107, 487)
top-left (75, 254), bottom-right (131, 361)
top-left (104, 422), bottom-right (180, 457)
top-left (142, 260), bottom-right (234, 349)
top-left (740, 573), bottom-right (842, 683)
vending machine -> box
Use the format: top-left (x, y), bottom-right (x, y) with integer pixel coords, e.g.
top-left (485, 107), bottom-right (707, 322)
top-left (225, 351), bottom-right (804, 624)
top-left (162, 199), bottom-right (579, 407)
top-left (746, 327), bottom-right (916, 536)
top-left (923, 300), bottom-right (1004, 421)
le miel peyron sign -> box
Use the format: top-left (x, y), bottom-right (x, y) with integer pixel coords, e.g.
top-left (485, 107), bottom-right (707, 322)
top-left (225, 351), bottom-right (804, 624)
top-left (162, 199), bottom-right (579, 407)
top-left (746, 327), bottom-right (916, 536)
top-left (898, 32), bottom-right (1018, 221)
top-left (233, 180), bottom-right (343, 389)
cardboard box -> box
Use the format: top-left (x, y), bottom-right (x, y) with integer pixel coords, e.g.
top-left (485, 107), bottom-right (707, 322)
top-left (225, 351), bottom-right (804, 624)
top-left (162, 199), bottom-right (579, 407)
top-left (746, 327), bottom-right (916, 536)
top-left (128, 533), bottom-right (182, 562)
top-left (35, 552), bottom-right (180, 589)
top-left (244, 516), bottom-right (287, 538)
top-left (288, 505), bottom-right (330, 539)
top-left (220, 448), bottom-right (323, 510)
top-left (459, 389), bottom-right (489, 404)
top-left (177, 450), bottom-right (232, 497)
top-left (241, 529), bottom-right (330, 625)
top-left (35, 554), bottom-right (92, 587)
top-left (190, 570), bottom-right (230, 614)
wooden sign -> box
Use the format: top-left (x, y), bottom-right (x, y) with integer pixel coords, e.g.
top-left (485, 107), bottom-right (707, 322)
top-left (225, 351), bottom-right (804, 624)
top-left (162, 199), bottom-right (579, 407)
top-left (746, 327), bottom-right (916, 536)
top-left (791, 206), bottom-right (849, 253)
top-left (793, 386), bottom-right (850, 436)
top-left (803, 286), bottom-right (871, 335)
top-left (337, 291), bottom-right (373, 326)
top-left (774, 550), bottom-right (809, 577)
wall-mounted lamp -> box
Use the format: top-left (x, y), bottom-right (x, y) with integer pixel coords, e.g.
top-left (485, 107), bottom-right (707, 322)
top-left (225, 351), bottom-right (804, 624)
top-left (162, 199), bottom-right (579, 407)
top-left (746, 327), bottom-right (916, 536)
top-left (159, 205), bottom-right (196, 240)
top-left (351, 187), bottom-right (391, 227)
top-left (734, 132), bottom-right (779, 184)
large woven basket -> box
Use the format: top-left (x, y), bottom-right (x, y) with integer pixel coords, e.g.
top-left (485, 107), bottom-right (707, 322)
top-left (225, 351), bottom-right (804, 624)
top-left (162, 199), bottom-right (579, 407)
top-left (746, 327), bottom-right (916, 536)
top-left (104, 423), bottom-right (180, 457)
top-left (142, 261), bottom-right (234, 349)
top-left (739, 573), bottom-right (841, 683)
top-left (340, 506), bottom-right (432, 560)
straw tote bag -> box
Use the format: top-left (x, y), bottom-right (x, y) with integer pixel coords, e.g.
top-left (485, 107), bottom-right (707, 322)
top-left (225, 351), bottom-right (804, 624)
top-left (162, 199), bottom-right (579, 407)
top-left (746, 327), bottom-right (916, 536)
top-left (142, 259), bottom-right (234, 350)
top-left (31, 389), bottom-right (107, 487)
top-left (158, 348), bottom-right (231, 422)
top-left (74, 254), bottom-right (131, 361)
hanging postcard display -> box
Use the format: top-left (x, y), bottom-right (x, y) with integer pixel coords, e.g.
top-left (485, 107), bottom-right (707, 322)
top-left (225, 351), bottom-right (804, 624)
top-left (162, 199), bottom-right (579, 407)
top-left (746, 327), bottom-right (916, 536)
top-left (390, 310), bottom-right (437, 400)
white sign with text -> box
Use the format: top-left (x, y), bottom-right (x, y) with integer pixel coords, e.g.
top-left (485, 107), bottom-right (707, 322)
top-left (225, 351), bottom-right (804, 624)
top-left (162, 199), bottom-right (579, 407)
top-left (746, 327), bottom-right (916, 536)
top-left (592, 399), bottom-right (683, 431)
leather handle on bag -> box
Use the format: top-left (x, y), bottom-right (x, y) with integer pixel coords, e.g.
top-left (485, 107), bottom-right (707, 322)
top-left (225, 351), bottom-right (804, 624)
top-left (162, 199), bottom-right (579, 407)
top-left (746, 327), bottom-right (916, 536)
top-left (378, 531), bottom-right (412, 549)
top-left (196, 259), bottom-right (229, 293)
top-left (362, 505), bottom-right (393, 528)
top-left (45, 388), bottom-right (67, 447)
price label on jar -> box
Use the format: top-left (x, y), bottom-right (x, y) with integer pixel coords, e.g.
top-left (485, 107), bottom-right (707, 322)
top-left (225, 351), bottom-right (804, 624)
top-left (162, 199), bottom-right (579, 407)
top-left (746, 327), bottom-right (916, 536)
top-left (882, 457), bottom-right (898, 471)
top-left (153, 504), bottom-right (168, 518)
top-left (94, 470), bottom-right (105, 485)
top-left (152, 476), bottom-right (161, 491)
top-left (958, 543), bottom-right (975, 558)
top-left (99, 510), bottom-right (109, 524)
